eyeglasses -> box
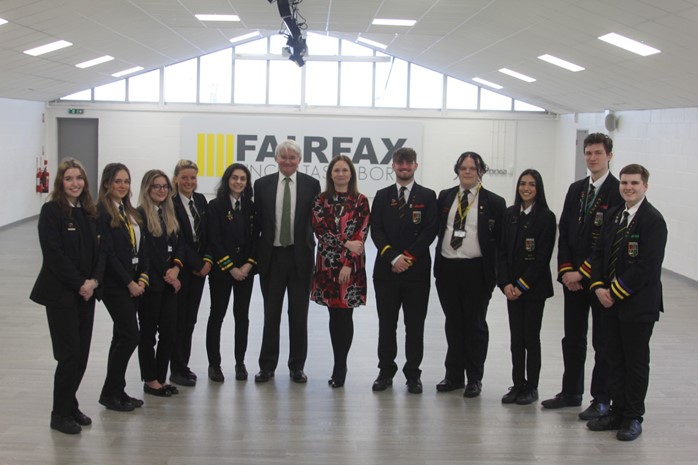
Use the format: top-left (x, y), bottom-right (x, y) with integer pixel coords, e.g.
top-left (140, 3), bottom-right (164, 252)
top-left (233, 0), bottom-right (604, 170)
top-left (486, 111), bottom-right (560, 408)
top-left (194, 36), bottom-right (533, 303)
top-left (150, 184), bottom-right (170, 191)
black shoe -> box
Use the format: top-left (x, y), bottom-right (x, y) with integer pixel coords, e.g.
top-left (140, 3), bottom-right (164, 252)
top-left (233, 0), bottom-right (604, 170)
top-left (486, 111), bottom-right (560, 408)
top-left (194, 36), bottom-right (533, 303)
top-left (186, 368), bottom-right (198, 381)
top-left (617, 419), bottom-right (642, 441)
top-left (99, 395), bottom-right (136, 411)
top-left (406, 378), bottom-right (423, 394)
top-left (50, 415), bottom-right (81, 435)
top-left (235, 363), bottom-right (248, 381)
top-left (328, 378), bottom-right (345, 388)
top-left (170, 371), bottom-right (196, 387)
top-left (587, 414), bottom-right (623, 431)
top-left (436, 378), bottom-right (465, 392)
top-left (72, 408), bottom-right (92, 426)
top-left (501, 385), bottom-right (524, 404)
top-left (143, 384), bottom-right (172, 397)
top-left (290, 369), bottom-right (308, 383)
top-left (254, 370), bottom-right (275, 383)
top-left (372, 376), bottom-right (393, 392)
top-left (541, 392), bottom-right (583, 409)
top-left (121, 393), bottom-right (143, 408)
top-left (515, 387), bottom-right (539, 405)
top-left (578, 401), bottom-right (610, 420)
top-left (464, 380), bottom-right (482, 398)
top-left (163, 384), bottom-right (179, 395)
top-left (208, 365), bottom-right (225, 382)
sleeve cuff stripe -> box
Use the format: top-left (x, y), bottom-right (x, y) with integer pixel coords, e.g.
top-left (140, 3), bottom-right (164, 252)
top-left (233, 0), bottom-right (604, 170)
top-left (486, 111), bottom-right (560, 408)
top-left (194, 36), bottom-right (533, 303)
top-left (380, 245), bottom-right (392, 256)
top-left (516, 278), bottom-right (530, 291)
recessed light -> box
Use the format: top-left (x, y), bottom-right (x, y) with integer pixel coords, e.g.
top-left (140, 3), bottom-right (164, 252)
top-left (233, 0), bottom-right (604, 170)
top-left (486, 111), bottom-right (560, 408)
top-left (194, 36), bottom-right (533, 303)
top-left (357, 37), bottom-right (387, 49)
top-left (472, 78), bottom-right (503, 90)
top-left (598, 32), bottom-right (660, 56)
top-left (24, 40), bottom-right (72, 57)
top-left (538, 54), bottom-right (584, 72)
top-left (76, 55), bottom-right (114, 69)
top-left (499, 68), bottom-right (536, 83)
top-left (112, 66), bottom-right (144, 78)
top-left (372, 19), bottom-right (416, 26)
top-left (230, 31), bottom-right (261, 44)
top-left (195, 14), bottom-right (240, 22)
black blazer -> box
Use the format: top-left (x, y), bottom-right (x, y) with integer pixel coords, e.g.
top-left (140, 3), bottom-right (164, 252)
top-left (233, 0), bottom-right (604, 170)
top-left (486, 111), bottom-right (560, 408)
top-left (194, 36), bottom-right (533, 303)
top-left (253, 171), bottom-right (321, 277)
top-left (207, 194), bottom-right (259, 280)
top-left (137, 207), bottom-right (184, 292)
top-left (590, 200), bottom-right (667, 322)
top-left (172, 192), bottom-right (211, 272)
top-left (97, 204), bottom-right (149, 294)
top-left (497, 204), bottom-right (556, 301)
top-left (30, 201), bottom-right (105, 307)
top-left (434, 186), bottom-right (506, 293)
top-left (558, 174), bottom-right (622, 283)
top-left (370, 183), bottom-right (438, 281)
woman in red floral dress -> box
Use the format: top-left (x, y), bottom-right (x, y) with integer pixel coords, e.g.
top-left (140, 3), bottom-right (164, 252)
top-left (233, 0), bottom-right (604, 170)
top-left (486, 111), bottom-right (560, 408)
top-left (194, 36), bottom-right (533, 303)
top-left (311, 155), bottom-right (370, 388)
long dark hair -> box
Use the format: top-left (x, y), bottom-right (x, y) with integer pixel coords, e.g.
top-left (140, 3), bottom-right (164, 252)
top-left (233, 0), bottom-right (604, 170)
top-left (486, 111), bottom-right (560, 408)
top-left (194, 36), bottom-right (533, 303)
top-left (98, 163), bottom-right (141, 228)
top-left (51, 158), bottom-right (97, 218)
top-left (215, 163), bottom-right (253, 200)
top-left (325, 155), bottom-right (359, 197)
top-left (514, 169), bottom-right (548, 209)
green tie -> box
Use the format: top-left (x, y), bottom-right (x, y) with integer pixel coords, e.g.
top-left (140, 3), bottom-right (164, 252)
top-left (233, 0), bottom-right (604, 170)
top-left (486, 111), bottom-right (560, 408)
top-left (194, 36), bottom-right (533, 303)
top-left (280, 177), bottom-right (292, 246)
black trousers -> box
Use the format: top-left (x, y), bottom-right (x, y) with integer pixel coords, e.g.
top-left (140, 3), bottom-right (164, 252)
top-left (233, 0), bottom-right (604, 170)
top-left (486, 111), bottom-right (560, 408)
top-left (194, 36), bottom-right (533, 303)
top-left (258, 247), bottom-right (312, 372)
top-left (561, 287), bottom-right (609, 402)
top-left (373, 276), bottom-right (429, 380)
top-left (171, 269), bottom-right (206, 375)
top-left (101, 292), bottom-right (140, 398)
top-left (435, 257), bottom-right (490, 384)
top-left (602, 311), bottom-right (655, 421)
top-left (207, 275), bottom-right (253, 367)
top-left (45, 299), bottom-right (95, 417)
top-left (507, 299), bottom-right (545, 388)
top-left (328, 307), bottom-right (354, 382)
top-left (138, 287), bottom-right (177, 383)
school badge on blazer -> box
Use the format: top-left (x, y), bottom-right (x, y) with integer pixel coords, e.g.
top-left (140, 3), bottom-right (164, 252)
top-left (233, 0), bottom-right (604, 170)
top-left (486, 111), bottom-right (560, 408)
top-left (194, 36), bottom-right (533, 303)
top-left (525, 238), bottom-right (535, 252)
top-left (226, 211), bottom-right (233, 221)
top-left (628, 242), bottom-right (638, 257)
top-left (594, 211), bottom-right (604, 226)
top-left (488, 218), bottom-right (495, 231)
top-left (412, 211), bottom-right (422, 224)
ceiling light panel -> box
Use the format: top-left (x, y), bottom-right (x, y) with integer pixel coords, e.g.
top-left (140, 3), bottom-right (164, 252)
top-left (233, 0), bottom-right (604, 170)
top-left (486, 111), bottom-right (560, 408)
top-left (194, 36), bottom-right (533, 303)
top-left (76, 55), bottom-right (114, 69)
top-left (24, 40), bottom-right (72, 56)
top-left (195, 14), bottom-right (240, 22)
top-left (498, 68), bottom-right (536, 83)
top-left (0, 18), bottom-right (8, 26)
top-left (598, 32), bottom-right (660, 56)
top-left (112, 67), bottom-right (144, 78)
top-left (472, 78), bottom-right (503, 89)
top-left (230, 31), bottom-right (261, 44)
top-left (357, 37), bottom-right (387, 49)
top-left (372, 19), bottom-right (417, 26)
top-left (538, 54), bottom-right (584, 72)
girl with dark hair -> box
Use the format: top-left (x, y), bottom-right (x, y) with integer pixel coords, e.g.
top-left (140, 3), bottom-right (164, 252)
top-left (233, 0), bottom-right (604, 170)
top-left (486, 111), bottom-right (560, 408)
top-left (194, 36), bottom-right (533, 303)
top-left (30, 158), bottom-right (104, 434)
top-left (206, 163), bottom-right (258, 382)
top-left (311, 155), bottom-right (370, 388)
top-left (497, 169), bottom-right (556, 405)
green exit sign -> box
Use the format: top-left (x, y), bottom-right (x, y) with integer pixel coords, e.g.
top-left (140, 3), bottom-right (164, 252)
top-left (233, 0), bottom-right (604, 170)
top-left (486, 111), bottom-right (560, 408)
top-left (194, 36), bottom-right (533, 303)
top-left (68, 108), bottom-right (84, 115)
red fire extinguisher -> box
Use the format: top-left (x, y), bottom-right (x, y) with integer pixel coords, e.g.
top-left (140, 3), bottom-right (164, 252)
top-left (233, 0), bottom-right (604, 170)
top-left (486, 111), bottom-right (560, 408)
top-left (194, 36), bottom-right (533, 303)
top-left (36, 164), bottom-right (42, 193)
top-left (40, 160), bottom-right (50, 193)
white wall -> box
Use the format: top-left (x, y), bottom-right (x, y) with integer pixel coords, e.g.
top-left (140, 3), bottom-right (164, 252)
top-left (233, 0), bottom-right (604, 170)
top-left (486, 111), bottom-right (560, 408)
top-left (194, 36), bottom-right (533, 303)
top-left (0, 98), bottom-right (46, 226)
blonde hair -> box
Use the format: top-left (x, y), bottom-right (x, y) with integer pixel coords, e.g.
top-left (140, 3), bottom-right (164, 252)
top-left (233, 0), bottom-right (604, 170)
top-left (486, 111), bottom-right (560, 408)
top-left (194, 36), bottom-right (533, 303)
top-left (97, 163), bottom-right (142, 229)
top-left (138, 169), bottom-right (179, 237)
top-left (51, 158), bottom-right (97, 218)
top-left (172, 159), bottom-right (198, 193)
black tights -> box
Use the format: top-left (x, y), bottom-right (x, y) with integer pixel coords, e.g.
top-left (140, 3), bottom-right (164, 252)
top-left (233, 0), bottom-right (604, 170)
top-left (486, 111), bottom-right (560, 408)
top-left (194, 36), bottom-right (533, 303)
top-left (328, 308), bottom-right (354, 383)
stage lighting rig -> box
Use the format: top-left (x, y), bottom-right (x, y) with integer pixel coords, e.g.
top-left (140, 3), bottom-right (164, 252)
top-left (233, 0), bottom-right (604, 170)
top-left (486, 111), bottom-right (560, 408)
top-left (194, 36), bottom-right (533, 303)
top-left (267, 0), bottom-right (308, 67)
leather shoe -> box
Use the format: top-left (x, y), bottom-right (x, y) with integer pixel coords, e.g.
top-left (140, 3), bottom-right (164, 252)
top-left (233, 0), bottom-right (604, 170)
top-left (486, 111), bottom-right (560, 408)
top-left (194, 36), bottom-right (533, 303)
top-left (208, 365), bottom-right (225, 383)
top-left (72, 408), bottom-right (92, 426)
top-left (587, 414), bottom-right (623, 431)
top-left (515, 387), bottom-right (538, 405)
top-left (186, 368), bottom-right (197, 381)
top-left (254, 370), bottom-right (275, 383)
top-left (50, 415), bottom-right (81, 435)
top-left (372, 377), bottom-right (393, 391)
top-left (99, 395), bottom-right (136, 411)
top-left (501, 385), bottom-right (524, 404)
top-left (328, 378), bottom-right (345, 388)
top-left (290, 369), bottom-right (308, 383)
top-left (121, 393), bottom-right (143, 408)
top-left (235, 363), bottom-right (248, 381)
top-left (406, 378), bottom-right (423, 394)
top-left (170, 371), bottom-right (195, 387)
top-left (143, 384), bottom-right (171, 397)
top-left (541, 392), bottom-right (582, 409)
top-left (617, 419), bottom-right (642, 441)
top-left (436, 378), bottom-right (465, 392)
top-left (464, 380), bottom-right (482, 398)
top-left (578, 401), bottom-right (610, 420)
top-left (163, 384), bottom-right (179, 395)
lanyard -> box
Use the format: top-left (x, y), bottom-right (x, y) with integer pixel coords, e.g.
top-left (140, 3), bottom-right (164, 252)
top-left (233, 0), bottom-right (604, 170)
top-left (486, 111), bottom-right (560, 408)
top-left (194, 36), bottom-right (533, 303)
top-left (456, 185), bottom-right (481, 225)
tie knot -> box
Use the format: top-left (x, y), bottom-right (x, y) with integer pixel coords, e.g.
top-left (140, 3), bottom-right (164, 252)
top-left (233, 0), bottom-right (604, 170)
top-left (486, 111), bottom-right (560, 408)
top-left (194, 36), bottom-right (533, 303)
top-left (189, 199), bottom-right (194, 207)
top-left (400, 186), bottom-right (406, 193)
top-left (118, 204), bottom-right (124, 214)
top-left (284, 176), bottom-right (291, 183)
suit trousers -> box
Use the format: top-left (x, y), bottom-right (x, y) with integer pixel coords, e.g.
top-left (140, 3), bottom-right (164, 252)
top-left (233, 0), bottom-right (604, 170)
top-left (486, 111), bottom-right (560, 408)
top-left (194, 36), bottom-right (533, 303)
top-left (171, 269), bottom-right (206, 375)
top-left (328, 307), bottom-right (354, 383)
top-left (373, 276), bottom-right (430, 380)
top-left (45, 299), bottom-right (95, 417)
top-left (258, 246), bottom-right (311, 372)
top-left (138, 287), bottom-right (177, 383)
top-left (207, 275), bottom-right (253, 367)
top-left (435, 257), bottom-right (490, 384)
top-left (101, 292), bottom-right (140, 398)
top-left (507, 299), bottom-right (545, 388)
top-left (561, 287), bottom-right (609, 402)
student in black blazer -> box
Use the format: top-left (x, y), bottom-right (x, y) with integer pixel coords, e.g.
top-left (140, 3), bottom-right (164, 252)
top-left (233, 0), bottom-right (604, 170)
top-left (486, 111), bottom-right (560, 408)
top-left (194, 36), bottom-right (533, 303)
top-left (588, 164), bottom-right (667, 441)
top-left (370, 148), bottom-right (437, 394)
top-left (253, 140), bottom-right (321, 383)
top-left (30, 158), bottom-right (104, 435)
top-left (434, 151), bottom-right (506, 398)
top-left (170, 160), bottom-right (212, 387)
top-left (137, 169), bottom-right (184, 397)
top-left (206, 163), bottom-right (258, 382)
top-left (96, 163), bottom-right (148, 413)
top-left (497, 169), bottom-right (556, 405)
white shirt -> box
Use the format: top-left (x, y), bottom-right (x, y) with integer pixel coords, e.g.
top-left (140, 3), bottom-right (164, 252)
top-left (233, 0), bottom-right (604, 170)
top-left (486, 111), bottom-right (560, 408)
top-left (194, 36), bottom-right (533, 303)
top-left (390, 180), bottom-right (416, 266)
top-left (441, 184), bottom-right (482, 259)
top-left (274, 171), bottom-right (297, 246)
top-left (177, 193), bottom-right (197, 239)
top-left (113, 200), bottom-right (141, 252)
top-left (623, 197), bottom-right (644, 226)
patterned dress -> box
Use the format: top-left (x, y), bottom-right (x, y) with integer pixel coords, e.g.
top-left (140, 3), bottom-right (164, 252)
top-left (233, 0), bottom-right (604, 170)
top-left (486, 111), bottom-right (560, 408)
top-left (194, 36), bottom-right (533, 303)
top-left (310, 192), bottom-right (370, 309)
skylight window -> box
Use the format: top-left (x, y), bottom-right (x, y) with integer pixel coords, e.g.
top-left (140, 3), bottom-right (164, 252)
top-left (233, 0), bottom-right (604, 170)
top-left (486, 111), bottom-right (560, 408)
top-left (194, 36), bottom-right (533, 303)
top-left (538, 54), bottom-right (584, 72)
top-left (76, 55), bottom-right (114, 69)
top-left (195, 14), bottom-right (240, 22)
top-left (24, 40), bottom-right (72, 56)
top-left (357, 37), bottom-right (387, 50)
top-left (472, 77), bottom-right (503, 90)
top-left (112, 66), bottom-right (144, 78)
top-left (598, 33), bottom-right (660, 56)
top-left (372, 19), bottom-right (416, 26)
top-left (499, 68), bottom-right (536, 83)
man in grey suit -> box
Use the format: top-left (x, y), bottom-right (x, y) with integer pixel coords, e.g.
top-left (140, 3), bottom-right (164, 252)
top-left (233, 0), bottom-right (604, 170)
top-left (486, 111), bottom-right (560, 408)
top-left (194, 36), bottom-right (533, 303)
top-left (253, 139), bottom-right (321, 383)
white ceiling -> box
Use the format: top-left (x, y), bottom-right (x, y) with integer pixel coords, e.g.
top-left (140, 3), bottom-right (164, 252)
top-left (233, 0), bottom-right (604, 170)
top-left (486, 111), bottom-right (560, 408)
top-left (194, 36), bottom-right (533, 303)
top-left (1, 0), bottom-right (697, 114)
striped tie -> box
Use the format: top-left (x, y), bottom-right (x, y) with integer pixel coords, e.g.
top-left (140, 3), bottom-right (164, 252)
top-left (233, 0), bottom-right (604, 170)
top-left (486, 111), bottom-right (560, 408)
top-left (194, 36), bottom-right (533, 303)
top-left (189, 199), bottom-right (201, 243)
top-left (450, 189), bottom-right (469, 249)
top-left (398, 186), bottom-right (407, 219)
top-left (609, 211), bottom-right (629, 279)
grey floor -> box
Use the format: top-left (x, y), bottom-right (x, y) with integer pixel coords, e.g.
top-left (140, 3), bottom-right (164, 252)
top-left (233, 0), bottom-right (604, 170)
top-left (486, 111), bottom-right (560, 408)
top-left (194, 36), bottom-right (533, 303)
top-left (1, 218), bottom-right (697, 465)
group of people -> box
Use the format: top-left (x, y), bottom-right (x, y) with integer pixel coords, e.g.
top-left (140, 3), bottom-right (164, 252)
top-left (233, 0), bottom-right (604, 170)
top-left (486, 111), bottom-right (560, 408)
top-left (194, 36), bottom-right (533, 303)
top-left (31, 134), bottom-right (667, 443)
